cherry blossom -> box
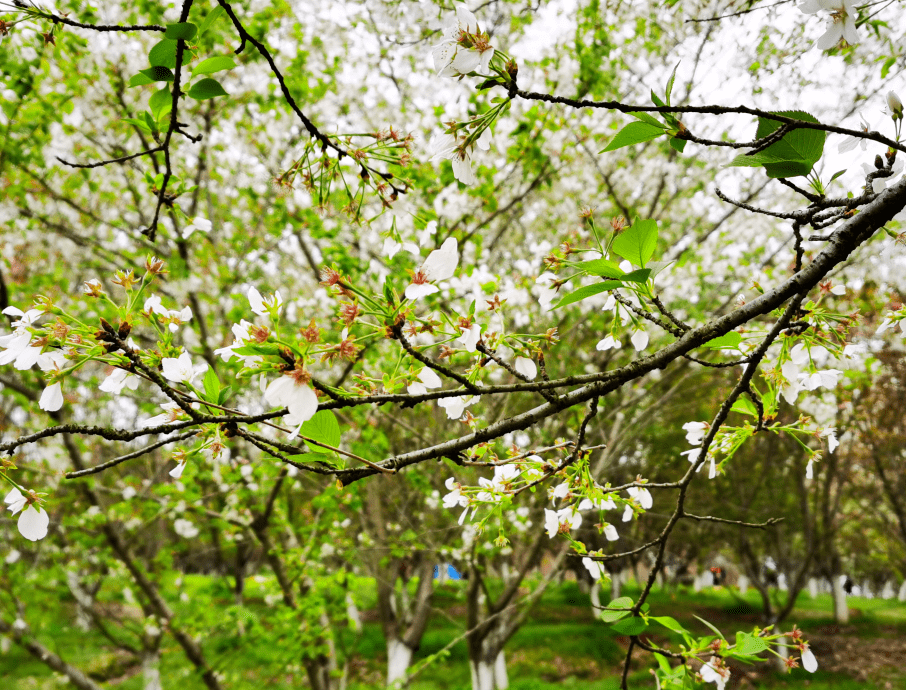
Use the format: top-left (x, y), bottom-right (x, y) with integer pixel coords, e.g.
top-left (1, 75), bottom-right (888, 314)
top-left (405, 238), bottom-right (459, 300)
top-left (173, 518), bottom-right (199, 538)
top-left (630, 329), bottom-right (649, 351)
top-left (683, 421), bottom-right (709, 446)
top-left (169, 459), bottom-right (187, 479)
top-left (182, 216), bottom-right (212, 239)
top-left (432, 5), bottom-right (495, 79)
top-left (458, 323), bottom-right (482, 352)
top-left (161, 352), bottom-right (200, 384)
top-left (142, 401), bottom-right (183, 427)
top-left (248, 286), bottom-right (283, 317)
top-left (627, 486), bottom-right (653, 509)
top-left (700, 657), bottom-right (731, 689)
top-left (823, 428), bottom-right (839, 453)
top-left (39, 381), bottom-right (64, 411)
top-left (838, 115), bottom-right (870, 153)
top-left (603, 524), bottom-right (619, 541)
top-left (582, 556), bottom-right (605, 580)
top-left (544, 506), bottom-right (582, 538)
top-left (437, 394), bottom-right (479, 420)
top-left (407, 367), bottom-right (443, 396)
top-left (4, 488), bottom-right (49, 541)
top-left (596, 335), bottom-right (621, 351)
top-left (99, 368), bottom-right (140, 394)
top-left (514, 356), bottom-right (537, 380)
top-left (800, 0), bottom-right (859, 50)
top-left (265, 374), bottom-right (318, 426)
top-left (888, 91), bottom-right (904, 119)
top-left (800, 643), bottom-right (818, 672)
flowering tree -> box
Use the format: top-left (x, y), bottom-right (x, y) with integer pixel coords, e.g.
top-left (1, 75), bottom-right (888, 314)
top-left (2, 0), bottom-right (905, 688)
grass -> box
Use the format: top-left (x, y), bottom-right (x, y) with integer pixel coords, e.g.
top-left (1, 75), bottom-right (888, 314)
top-left (2, 574), bottom-right (904, 689)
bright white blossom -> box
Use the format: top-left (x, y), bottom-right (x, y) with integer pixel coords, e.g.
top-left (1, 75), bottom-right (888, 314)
top-left (544, 506), bottom-right (582, 538)
top-left (248, 286), bottom-right (283, 317)
top-left (458, 323), bottom-right (482, 352)
top-left (888, 91), bottom-right (904, 119)
top-left (627, 486), bottom-right (653, 509)
top-left (800, 644), bottom-right (818, 672)
top-left (405, 238), bottom-right (459, 300)
top-left (437, 394), bottom-right (479, 420)
top-left (408, 367), bottom-right (443, 396)
top-left (182, 216), bottom-right (212, 239)
top-left (683, 421), bottom-right (709, 446)
top-left (514, 356), bottom-right (537, 380)
top-left (432, 5), bottom-right (495, 78)
top-left (161, 352), bottom-right (200, 384)
top-left (838, 115), bottom-right (870, 153)
top-left (596, 335), bottom-right (621, 351)
top-left (631, 329), bottom-right (649, 351)
top-left (169, 460), bottom-right (187, 479)
top-left (173, 518), bottom-right (199, 538)
top-left (700, 657), bottom-right (731, 689)
top-left (265, 375), bottom-right (318, 427)
top-left (800, 0), bottom-right (859, 50)
top-left (99, 368), bottom-right (140, 394)
top-left (4, 488), bottom-right (49, 541)
top-left (39, 381), bottom-right (64, 411)
top-left (582, 557), bottom-right (605, 580)
top-left (604, 524), bottom-right (619, 541)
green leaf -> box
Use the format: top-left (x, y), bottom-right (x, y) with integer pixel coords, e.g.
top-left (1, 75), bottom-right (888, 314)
top-left (165, 22), bottom-right (198, 41)
top-left (730, 397), bottom-right (757, 417)
top-left (651, 616), bottom-right (690, 635)
top-left (551, 281), bottom-right (622, 310)
top-left (622, 268), bottom-right (652, 283)
top-left (232, 344), bottom-right (281, 356)
top-left (121, 118), bottom-right (152, 133)
top-left (187, 78), bottom-right (228, 100)
top-left (139, 66), bottom-right (175, 83)
top-left (128, 72), bottom-right (154, 87)
top-left (148, 86), bottom-right (172, 121)
top-left (629, 111), bottom-right (667, 129)
top-left (694, 615), bottom-right (726, 640)
top-left (600, 597), bottom-right (633, 623)
top-left (728, 111), bottom-right (826, 179)
top-left (665, 62), bottom-right (679, 106)
top-left (650, 90), bottom-right (666, 108)
top-left (218, 385), bottom-right (233, 406)
top-left (668, 136), bottom-right (687, 153)
top-left (198, 6), bottom-right (225, 35)
top-left (142, 111), bottom-right (156, 132)
top-left (734, 631), bottom-right (769, 656)
top-left (149, 39), bottom-right (178, 68)
top-left (703, 332), bottom-right (742, 350)
top-left (299, 410), bottom-right (341, 454)
top-left (581, 258), bottom-right (625, 279)
top-left (202, 367), bottom-right (220, 403)
top-left (828, 169), bottom-right (847, 184)
top-left (611, 218), bottom-right (658, 267)
top-left (192, 56), bottom-right (236, 76)
top-left (600, 121), bottom-right (666, 153)
top-left (611, 616), bottom-right (648, 635)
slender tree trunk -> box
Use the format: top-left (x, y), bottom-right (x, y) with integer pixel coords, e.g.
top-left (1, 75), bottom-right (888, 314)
top-left (832, 575), bottom-right (849, 624)
top-left (142, 649), bottom-right (163, 690)
top-left (589, 580), bottom-right (602, 620)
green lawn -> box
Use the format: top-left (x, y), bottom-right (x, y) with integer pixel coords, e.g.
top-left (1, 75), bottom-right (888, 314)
top-left (2, 575), bottom-right (904, 689)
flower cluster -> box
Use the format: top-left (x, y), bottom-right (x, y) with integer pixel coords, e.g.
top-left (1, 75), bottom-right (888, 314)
top-left (432, 5), bottom-right (495, 79)
top-left (800, 0), bottom-right (859, 50)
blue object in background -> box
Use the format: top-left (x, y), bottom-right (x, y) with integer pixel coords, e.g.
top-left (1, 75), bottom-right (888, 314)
top-left (433, 564), bottom-right (463, 580)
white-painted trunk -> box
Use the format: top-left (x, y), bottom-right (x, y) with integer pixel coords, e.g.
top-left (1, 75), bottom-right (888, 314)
top-left (611, 572), bottom-right (622, 600)
top-left (773, 636), bottom-right (789, 672)
top-left (470, 660), bottom-right (494, 690)
top-left (693, 572), bottom-right (703, 593)
top-left (387, 638), bottom-right (414, 687)
top-left (589, 580), bottom-right (602, 620)
top-left (493, 650), bottom-right (508, 690)
top-left (737, 575), bottom-right (749, 595)
top-left (861, 581), bottom-right (873, 599)
top-left (808, 577), bottom-right (818, 599)
top-left (346, 592), bottom-right (361, 633)
top-left (832, 576), bottom-right (849, 624)
top-left (898, 580), bottom-right (906, 602)
top-left (880, 581), bottom-right (894, 599)
top-left (142, 650), bottom-right (162, 690)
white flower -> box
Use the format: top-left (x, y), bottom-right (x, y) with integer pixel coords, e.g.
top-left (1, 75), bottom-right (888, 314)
top-left (596, 335), bottom-right (621, 351)
top-left (405, 238), bottom-right (459, 300)
top-left (604, 524), bottom-right (619, 541)
top-left (265, 375), bottom-right (318, 426)
top-left (443, 477), bottom-right (469, 509)
top-left (838, 115), bottom-right (870, 153)
top-left (142, 401), bottom-right (183, 427)
top-left (452, 152), bottom-right (478, 185)
top-left (800, 0), bottom-right (859, 50)
top-left (432, 4), bottom-right (495, 78)
top-left (801, 644), bottom-right (818, 672)
top-left (182, 216), bottom-right (212, 239)
top-left (408, 367), bottom-right (443, 395)
top-left (700, 657), bottom-right (731, 689)
top-left (622, 504), bottom-right (634, 522)
top-left (161, 352), bottom-right (199, 384)
top-left (627, 486), bottom-right (653, 509)
top-left (683, 421), bottom-right (709, 446)
top-left (535, 273), bottom-right (560, 309)
top-left (830, 284), bottom-right (846, 295)
top-left (888, 91), bottom-right (904, 119)
top-left (582, 557), bottom-right (605, 580)
top-left (248, 286), bottom-right (283, 317)
top-left (4, 489), bottom-right (49, 541)
top-left (544, 506), bottom-right (582, 538)
top-left (383, 237), bottom-right (402, 259)
top-left (823, 428), bottom-right (839, 453)
top-left (514, 356), bottom-right (537, 380)
top-left (437, 394), bottom-right (479, 420)
top-left (631, 329), bottom-right (649, 351)
top-left (169, 460), bottom-right (187, 479)
top-left (173, 518), bottom-right (199, 538)
top-left (806, 458), bottom-right (815, 479)
top-left (99, 368), bottom-right (139, 394)
top-left (458, 323), bottom-right (482, 352)
top-left (551, 482), bottom-right (570, 500)
top-left (800, 368), bottom-right (843, 391)
top-left (39, 381), bottom-right (64, 411)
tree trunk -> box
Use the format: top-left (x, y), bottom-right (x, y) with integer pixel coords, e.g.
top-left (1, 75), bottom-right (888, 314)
top-left (589, 580), bottom-right (602, 620)
top-left (832, 576), bottom-right (849, 624)
top-left (610, 571), bottom-right (622, 600)
top-left (469, 642), bottom-right (509, 690)
top-left (142, 650), bottom-right (163, 690)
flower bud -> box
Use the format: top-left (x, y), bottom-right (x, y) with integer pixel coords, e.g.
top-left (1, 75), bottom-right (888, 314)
top-left (888, 91), bottom-right (903, 120)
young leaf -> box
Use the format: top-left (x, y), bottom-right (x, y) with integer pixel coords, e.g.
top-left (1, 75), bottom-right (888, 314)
top-left (232, 344), bottom-right (281, 356)
top-left (600, 121), bottom-right (665, 153)
top-left (650, 616), bottom-right (691, 635)
top-left (121, 118), bottom-right (152, 133)
top-left (165, 22), bottom-right (198, 41)
top-left (730, 397), bottom-right (757, 417)
top-left (668, 136), bottom-right (687, 153)
top-left (734, 631), bottom-right (770, 656)
top-left (187, 78), bottom-right (228, 100)
top-left (299, 410), bottom-right (341, 454)
top-left (581, 258), bottom-right (625, 279)
top-left (728, 111), bottom-right (826, 179)
top-left (128, 72), bottom-right (155, 87)
top-left (551, 281), bottom-right (622, 310)
top-left (665, 62), bottom-right (679, 106)
top-left (202, 367), bottom-right (220, 403)
top-left (611, 218), bottom-right (658, 267)
top-left (198, 6), bottom-right (225, 35)
top-left (600, 596), bottom-right (633, 623)
top-left (702, 332), bottom-right (742, 350)
top-left (828, 169), bottom-right (847, 184)
top-left (611, 616), bottom-right (648, 635)
top-left (192, 56), bottom-right (236, 76)
top-left (149, 39), bottom-right (178, 69)
top-left (139, 66), bottom-right (175, 83)
top-left (217, 386), bottom-right (233, 406)
top-left (629, 111), bottom-right (668, 129)
top-left (693, 614), bottom-right (726, 640)
top-left (622, 268), bottom-right (652, 283)
top-left (148, 86), bottom-right (172, 121)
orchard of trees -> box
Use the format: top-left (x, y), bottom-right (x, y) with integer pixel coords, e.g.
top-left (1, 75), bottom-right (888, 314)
top-left (1, 0), bottom-right (905, 688)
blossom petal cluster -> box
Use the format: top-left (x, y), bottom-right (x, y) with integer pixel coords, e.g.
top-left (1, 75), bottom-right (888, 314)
top-left (432, 5), bottom-right (495, 79)
top-left (4, 488), bottom-right (49, 541)
top-left (265, 374), bottom-right (318, 427)
top-left (800, 0), bottom-right (859, 50)
top-left (405, 237), bottom-right (460, 300)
